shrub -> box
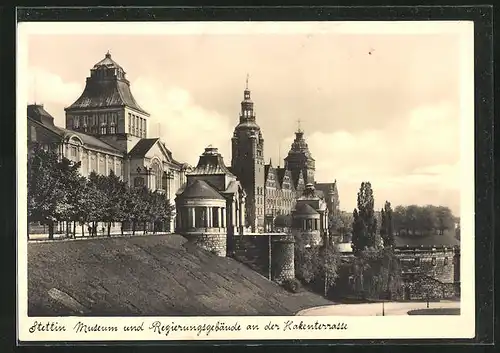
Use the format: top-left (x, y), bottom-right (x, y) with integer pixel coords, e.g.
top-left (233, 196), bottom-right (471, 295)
top-left (282, 278), bottom-right (301, 293)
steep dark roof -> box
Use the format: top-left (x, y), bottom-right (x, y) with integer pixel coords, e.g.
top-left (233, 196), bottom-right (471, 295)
top-left (285, 130), bottom-right (315, 162)
top-left (189, 146), bottom-right (235, 177)
top-left (128, 138), bottom-right (159, 157)
top-left (27, 105), bottom-right (120, 154)
top-left (294, 203), bottom-right (319, 215)
top-left (27, 104), bottom-right (55, 126)
top-left (93, 52), bottom-right (124, 70)
top-left (395, 233), bottom-right (460, 248)
top-left (66, 53), bottom-right (149, 115)
top-left (66, 130), bottom-right (121, 154)
top-left (179, 180), bottom-right (225, 200)
top-left (66, 79), bottom-right (149, 115)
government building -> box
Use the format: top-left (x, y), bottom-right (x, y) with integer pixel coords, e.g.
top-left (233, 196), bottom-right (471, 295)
top-left (229, 79), bottom-right (340, 235)
top-left (27, 52), bottom-right (340, 241)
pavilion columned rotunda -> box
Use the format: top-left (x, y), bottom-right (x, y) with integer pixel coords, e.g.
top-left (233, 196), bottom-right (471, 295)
top-left (175, 146), bottom-right (246, 257)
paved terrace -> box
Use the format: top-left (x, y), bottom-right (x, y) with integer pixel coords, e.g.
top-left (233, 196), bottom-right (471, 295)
top-left (297, 301), bottom-right (460, 316)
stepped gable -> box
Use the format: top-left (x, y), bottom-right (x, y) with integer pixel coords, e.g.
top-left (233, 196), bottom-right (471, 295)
top-left (179, 179), bottom-right (225, 200)
top-left (65, 52), bottom-right (149, 116)
top-left (264, 162), bottom-right (272, 181)
top-left (28, 104), bottom-right (120, 154)
top-left (188, 146), bottom-right (236, 177)
top-left (276, 167), bottom-right (286, 186)
top-left (294, 202), bottom-right (319, 215)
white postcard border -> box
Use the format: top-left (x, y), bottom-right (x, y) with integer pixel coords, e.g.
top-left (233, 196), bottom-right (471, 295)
top-left (16, 20), bottom-right (476, 342)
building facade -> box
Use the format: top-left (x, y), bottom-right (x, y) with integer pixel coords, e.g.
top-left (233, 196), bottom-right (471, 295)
top-left (27, 52), bottom-right (190, 235)
top-left (291, 183), bottom-right (329, 246)
top-left (175, 146), bottom-right (246, 256)
top-left (230, 81), bottom-right (265, 232)
top-left (230, 80), bottom-right (339, 234)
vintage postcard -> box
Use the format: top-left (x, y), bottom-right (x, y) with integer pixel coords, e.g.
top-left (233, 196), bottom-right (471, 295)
top-left (17, 20), bottom-right (475, 342)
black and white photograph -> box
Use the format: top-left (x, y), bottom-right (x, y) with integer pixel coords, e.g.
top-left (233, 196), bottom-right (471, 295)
top-left (17, 19), bottom-right (475, 341)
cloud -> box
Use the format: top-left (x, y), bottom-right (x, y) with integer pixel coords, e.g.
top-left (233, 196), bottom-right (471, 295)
top-left (26, 66), bottom-right (84, 127)
top-left (24, 33), bottom-right (463, 216)
top-left (284, 100), bottom-right (461, 214)
top-left (131, 76), bottom-right (233, 165)
top-left (27, 67), bottom-right (83, 107)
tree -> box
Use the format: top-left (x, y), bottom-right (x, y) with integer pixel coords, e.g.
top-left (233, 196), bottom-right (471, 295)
top-left (379, 208), bottom-right (386, 243)
top-left (86, 172), bottom-right (107, 237)
top-left (294, 235), bottom-right (320, 284)
top-left (351, 208), bottom-right (366, 254)
top-left (27, 146), bottom-right (78, 240)
top-left (54, 156), bottom-right (84, 238)
top-left (380, 201), bottom-right (395, 247)
top-left (435, 206), bottom-right (455, 235)
top-left (98, 171), bottom-right (128, 237)
top-left (350, 247), bottom-right (402, 299)
top-left (393, 205), bottom-right (406, 236)
top-left (351, 182), bottom-right (378, 253)
top-left (319, 239), bottom-right (341, 297)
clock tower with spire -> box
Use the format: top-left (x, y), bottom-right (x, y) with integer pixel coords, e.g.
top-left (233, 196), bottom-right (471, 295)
top-left (231, 75), bottom-right (265, 232)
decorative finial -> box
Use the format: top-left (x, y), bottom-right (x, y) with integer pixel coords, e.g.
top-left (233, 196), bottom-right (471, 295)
top-left (106, 50), bottom-right (111, 58)
top-left (245, 73), bottom-right (249, 90)
top-left (297, 118), bottom-right (303, 133)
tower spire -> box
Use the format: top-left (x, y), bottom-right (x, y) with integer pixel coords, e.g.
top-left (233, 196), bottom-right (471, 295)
top-left (246, 73), bottom-right (249, 90)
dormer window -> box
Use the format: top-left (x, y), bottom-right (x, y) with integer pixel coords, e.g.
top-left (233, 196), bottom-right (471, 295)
top-left (100, 124), bottom-right (107, 135)
top-left (109, 122), bottom-right (116, 134)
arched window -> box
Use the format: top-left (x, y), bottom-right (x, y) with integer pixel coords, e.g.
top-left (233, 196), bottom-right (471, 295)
top-left (151, 161), bottom-right (162, 191)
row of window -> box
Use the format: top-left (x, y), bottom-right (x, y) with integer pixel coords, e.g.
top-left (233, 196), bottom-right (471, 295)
top-left (91, 67), bottom-right (123, 79)
top-left (72, 113), bottom-right (118, 130)
top-left (265, 188), bottom-right (295, 198)
top-left (78, 124), bottom-right (117, 135)
top-left (67, 145), bottom-right (122, 178)
top-left (128, 113), bottom-right (147, 138)
top-left (411, 257), bottom-right (451, 266)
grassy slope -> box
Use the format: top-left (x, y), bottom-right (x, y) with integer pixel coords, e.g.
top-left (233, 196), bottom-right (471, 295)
top-left (28, 234), bottom-right (331, 316)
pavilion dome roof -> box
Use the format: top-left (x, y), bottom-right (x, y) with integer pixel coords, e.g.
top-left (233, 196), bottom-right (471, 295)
top-left (294, 203), bottom-right (319, 215)
top-left (179, 179), bottom-right (225, 200)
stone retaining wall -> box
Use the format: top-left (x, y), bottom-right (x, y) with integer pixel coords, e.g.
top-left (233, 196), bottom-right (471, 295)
top-left (271, 234), bottom-right (295, 283)
top-left (183, 232), bottom-right (227, 257)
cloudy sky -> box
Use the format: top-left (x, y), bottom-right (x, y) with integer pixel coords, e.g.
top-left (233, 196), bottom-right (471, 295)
top-left (22, 22), bottom-right (472, 216)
